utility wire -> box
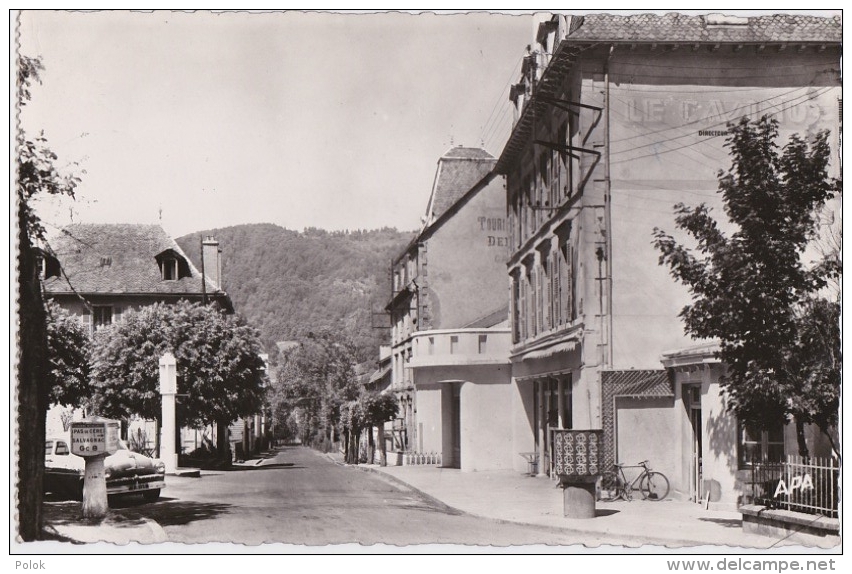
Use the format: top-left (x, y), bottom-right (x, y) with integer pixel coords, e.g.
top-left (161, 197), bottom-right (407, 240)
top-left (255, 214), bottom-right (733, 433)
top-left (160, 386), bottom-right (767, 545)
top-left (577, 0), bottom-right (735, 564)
top-left (610, 86), bottom-right (833, 160)
top-left (609, 85), bottom-right (812, 144)
top-left (478, 54), bottom-right (526, 147)
top-left (611, 86), bottom-right (834, 166)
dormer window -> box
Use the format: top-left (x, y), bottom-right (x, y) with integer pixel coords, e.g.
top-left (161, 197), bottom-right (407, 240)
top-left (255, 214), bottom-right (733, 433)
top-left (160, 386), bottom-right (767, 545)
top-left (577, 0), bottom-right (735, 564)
top-left (34, 248), bottom-right (60, 280)
top-left (155, 249), bottom-right (190, 281)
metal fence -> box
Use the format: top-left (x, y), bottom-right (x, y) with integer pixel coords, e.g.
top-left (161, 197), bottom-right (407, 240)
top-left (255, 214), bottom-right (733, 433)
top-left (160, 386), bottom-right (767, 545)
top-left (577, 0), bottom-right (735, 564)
top-left (749, 455), bottom-right (839, 518)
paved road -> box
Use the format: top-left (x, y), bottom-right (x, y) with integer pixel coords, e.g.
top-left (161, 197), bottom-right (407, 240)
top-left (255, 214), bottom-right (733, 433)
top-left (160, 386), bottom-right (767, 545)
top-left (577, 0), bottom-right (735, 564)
top-left (104, 446), bottom-right (608, 547)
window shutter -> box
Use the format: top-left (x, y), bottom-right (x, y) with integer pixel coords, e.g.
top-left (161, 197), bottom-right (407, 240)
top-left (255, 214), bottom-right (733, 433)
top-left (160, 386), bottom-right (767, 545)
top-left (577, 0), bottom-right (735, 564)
top-left (519, 278), bottom-right (526, 341)
top-left (554, 252), bottom-right (561, 326)
top-left (82, 308), bottom-right (92, 335)
top-left (542, 258), bottom-right (550, 331)
top-left (568, 245), bottom-right (576, 321)
top-left (533, 267), bottom-right (540, 336)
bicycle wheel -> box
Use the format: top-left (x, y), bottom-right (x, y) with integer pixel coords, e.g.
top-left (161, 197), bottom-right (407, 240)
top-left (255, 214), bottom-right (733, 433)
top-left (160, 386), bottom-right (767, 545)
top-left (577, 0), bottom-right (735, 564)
top-left (640, 471), bottom-right (670, 501)
top-left (598, 471), bottom-right (623, 501)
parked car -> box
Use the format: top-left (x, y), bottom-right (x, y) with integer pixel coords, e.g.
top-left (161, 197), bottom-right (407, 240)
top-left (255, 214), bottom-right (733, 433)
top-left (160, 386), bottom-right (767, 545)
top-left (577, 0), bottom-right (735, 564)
top-left (44, 435), bottom-right (166, 501)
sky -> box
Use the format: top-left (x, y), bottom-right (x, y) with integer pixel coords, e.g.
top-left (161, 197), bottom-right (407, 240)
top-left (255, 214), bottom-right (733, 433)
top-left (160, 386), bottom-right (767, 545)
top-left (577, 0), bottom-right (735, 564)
top-left (18, 10), bottom-right (534, 239)
top-left (16, 9), bottom-right (842, 240)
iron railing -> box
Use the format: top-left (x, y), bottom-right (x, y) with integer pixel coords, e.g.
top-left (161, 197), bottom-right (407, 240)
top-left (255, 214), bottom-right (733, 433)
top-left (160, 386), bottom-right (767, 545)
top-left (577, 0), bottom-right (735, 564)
top-left (749, 455), bottom-right (838, 518)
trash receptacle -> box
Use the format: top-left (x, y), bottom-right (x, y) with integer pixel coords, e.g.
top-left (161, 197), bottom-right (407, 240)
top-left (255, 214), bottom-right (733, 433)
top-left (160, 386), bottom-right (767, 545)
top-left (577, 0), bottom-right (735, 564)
top-left (553, 429), bottom-right (603, 519)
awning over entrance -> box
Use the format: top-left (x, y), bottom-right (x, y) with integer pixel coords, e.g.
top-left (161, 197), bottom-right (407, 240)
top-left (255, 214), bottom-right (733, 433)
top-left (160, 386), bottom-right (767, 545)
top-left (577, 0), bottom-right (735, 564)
top-left (512, 339), bottom-right (578, 362)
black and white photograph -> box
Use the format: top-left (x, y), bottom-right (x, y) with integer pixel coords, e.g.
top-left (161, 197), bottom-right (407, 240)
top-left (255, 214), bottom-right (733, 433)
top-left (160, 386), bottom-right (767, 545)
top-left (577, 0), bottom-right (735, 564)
top-left (11, 7), bottom-right (842, 563)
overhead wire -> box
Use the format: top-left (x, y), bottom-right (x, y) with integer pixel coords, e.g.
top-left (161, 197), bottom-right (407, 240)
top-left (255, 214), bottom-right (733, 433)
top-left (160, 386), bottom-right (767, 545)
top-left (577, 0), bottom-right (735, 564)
top-left (478, 54), bottom-right (525, 150)
top-left (609, 85), bottom-right (813, 144)
top-left (610, 86), bottom-right (833, 156)
top-left (610, 86), bottom-right (834, 166)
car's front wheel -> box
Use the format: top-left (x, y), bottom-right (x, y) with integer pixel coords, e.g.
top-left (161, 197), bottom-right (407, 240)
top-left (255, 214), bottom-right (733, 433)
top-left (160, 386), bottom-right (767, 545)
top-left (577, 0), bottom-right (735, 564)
top-left (142, 488), bottom-right (161, 502)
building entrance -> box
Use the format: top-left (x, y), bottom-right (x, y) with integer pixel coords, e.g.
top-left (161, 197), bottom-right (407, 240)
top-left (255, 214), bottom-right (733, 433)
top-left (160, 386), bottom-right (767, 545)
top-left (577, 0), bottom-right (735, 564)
top-left (685, 385), bottom-right (703, 502)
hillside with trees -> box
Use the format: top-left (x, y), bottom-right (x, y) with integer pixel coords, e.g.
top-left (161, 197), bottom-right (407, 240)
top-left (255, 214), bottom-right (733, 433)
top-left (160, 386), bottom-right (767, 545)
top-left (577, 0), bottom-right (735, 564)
top-left (177, 224), bottom-right (414, 363)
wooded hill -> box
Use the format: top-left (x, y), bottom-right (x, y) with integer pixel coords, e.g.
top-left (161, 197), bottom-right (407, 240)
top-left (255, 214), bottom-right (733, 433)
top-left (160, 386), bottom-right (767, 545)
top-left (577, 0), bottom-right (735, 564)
top-left (177, 224), bottom-right (414, 363)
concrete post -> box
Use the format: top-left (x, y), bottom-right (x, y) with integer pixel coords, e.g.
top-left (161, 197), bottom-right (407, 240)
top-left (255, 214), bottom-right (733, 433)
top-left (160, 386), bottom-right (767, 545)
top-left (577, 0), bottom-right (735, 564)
top-left (81, 455), bottom-right (108, 519)
top-left (159, 352), bottom-right (178, 474)
top-left (563, 478), bottom-right (597, 519)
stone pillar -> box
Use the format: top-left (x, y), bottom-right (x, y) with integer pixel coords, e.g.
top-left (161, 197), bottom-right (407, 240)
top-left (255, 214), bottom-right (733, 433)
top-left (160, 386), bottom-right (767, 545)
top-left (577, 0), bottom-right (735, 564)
top-left (159, 352), bottom-right (178, 474)
top-left (563, 477), bottom-right (597, 519)
top-left (81, 455), bottom-right (108, 519)
top-left (557, 378), bottom-right (566, 429)
top-left (537, 381), bottom-right (547, 477)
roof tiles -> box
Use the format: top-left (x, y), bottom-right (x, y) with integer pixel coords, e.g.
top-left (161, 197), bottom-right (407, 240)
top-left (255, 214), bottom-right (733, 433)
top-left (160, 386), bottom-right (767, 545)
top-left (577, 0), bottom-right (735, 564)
top-left (566, 13), bottom-right (841, 44)
top-left (427, 146), bottom-right (496, 221)
top-left (42, 223), bottom-right (213, 296)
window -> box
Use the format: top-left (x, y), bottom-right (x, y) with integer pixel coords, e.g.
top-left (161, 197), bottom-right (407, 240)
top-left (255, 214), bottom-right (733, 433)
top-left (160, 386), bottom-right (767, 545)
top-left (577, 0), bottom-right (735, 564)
top-left (738, 421), bottom-right (785, 468)
top-left (54, 441), bottom-right (70, 456)
top-left (36, 251), bottom-right (61, 279)
top-left (92, 306), bottom-right (113, 332)
top-left (156, 250), bottom-right (191, 281)
top-left (450, 335), bottom-right (459, 354)
top-left (540, 251), bottom-right (551, 331)
top-left (478, 334), bottom-right (487, 354)
top-left (161, 257), bottom-right (178, 280)
top-left (559, 239), bottom-right (576, 322)
top-left (428, 337), bottom-right (435, 355)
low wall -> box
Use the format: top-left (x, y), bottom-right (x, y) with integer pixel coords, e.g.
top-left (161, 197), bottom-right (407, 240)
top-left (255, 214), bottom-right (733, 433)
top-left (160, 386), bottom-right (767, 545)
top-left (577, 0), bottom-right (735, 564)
top-left (740, 505), bottom-right (840, 548)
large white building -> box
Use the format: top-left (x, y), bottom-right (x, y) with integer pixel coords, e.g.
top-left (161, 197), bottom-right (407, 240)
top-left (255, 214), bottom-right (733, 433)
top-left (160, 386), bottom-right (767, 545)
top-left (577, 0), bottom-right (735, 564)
top-left (495, 12), bottom-right (840, 505)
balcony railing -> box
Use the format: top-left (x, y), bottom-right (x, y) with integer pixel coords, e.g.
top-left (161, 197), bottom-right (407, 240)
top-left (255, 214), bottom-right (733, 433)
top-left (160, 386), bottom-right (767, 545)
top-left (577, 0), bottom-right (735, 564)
top-left (407, 328), bottom-right (511, 368)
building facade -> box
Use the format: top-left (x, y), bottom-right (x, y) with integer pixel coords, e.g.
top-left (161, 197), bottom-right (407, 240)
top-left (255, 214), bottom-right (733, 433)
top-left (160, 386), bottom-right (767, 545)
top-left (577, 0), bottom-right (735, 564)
top-left (385, 146), bottom-right (513, 470)
top-left (497, 13), bottom-right (841, 481)
top-left (41, 224), bottom-right (234, 453)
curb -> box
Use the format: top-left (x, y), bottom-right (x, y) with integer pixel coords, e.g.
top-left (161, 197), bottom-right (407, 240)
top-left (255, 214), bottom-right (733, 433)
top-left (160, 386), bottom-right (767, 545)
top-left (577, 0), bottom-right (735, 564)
top-left (351, 464), bottom-right (463, 516)
top-left (141, 517), bottom-right (168, 543)
top-left (340, 463), bottom-right (771, 549)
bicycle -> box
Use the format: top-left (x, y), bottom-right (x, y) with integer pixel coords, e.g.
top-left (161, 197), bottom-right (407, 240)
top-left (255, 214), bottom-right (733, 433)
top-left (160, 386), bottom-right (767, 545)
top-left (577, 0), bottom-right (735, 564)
top-left (598, 460), bottom-right (670, 502)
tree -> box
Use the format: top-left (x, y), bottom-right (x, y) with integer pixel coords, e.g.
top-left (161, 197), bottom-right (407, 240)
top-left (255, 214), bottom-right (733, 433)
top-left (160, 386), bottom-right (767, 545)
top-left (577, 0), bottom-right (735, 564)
top-left (16, 55), bottom-right (81, 541)
top-left (269, 328), bottom-right (361, 448)
top-left (44, 300), bottom-right (91, 408)
top-left (339, 399), bottom-right (367, 464)
top-left (362, 392), bottom-right (398, 466)
top-left (653, 115), bottom-right (841, 457)
top-left (89, 301), bottom-right (267, 461)
top-left (337, 392), bottom-right (398, 465)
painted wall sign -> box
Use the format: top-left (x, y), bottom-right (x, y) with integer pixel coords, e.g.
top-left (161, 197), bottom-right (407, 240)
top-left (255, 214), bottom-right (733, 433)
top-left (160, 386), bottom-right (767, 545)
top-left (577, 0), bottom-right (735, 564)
top-left (478, 216), bottom-right (506, 231)
top-left (620, 94), bottom-right (826, 128)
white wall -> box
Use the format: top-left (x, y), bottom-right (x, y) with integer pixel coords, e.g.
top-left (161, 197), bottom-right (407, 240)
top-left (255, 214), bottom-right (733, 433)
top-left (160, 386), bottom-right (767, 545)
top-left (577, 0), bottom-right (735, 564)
top-left (510, 379), bottom-right (535, 473)
top-left (414, 384), bottom-right (444, 455)
top-left (459, 375), bottom-right (514, 472)
top-left (615, 396), bottom-right (678, 494)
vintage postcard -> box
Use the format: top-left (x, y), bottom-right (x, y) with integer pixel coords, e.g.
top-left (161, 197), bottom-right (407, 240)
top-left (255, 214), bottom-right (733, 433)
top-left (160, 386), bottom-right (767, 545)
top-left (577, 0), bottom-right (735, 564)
top-left (11, 8), bottom-right (842, 565)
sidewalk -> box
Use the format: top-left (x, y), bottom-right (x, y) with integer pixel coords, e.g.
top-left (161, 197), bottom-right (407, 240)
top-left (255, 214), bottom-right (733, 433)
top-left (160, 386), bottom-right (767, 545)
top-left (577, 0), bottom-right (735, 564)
top-left (330, 453), bottom-right (840, 550)
top-left (39, 501), bottom-right (168, 545)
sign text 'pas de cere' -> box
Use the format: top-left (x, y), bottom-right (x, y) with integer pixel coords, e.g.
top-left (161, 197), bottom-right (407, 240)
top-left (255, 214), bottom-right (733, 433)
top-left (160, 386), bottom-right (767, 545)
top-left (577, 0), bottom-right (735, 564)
top-left (70, 420), bottom-right (119, 457)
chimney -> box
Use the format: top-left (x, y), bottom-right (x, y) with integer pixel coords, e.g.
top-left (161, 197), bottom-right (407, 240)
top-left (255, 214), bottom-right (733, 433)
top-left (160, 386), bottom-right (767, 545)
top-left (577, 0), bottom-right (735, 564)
top-left (202, 236), bottom-right (222, 291)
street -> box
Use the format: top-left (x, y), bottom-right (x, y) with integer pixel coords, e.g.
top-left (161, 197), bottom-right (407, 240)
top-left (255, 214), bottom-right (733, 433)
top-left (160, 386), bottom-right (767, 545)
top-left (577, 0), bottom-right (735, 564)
top-left (45, 446), bottom-right (614, 547)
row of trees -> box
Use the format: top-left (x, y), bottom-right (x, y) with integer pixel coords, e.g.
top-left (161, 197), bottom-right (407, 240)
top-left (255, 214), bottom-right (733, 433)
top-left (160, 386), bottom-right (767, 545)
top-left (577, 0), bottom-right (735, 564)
top-left (269, 328), bottom-right (397, 465)
top-left (654, 116), bottom-right (841, 458)
top-left (47, 300), bottom-right (268, 454)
